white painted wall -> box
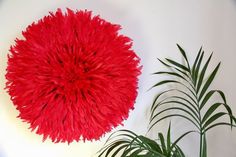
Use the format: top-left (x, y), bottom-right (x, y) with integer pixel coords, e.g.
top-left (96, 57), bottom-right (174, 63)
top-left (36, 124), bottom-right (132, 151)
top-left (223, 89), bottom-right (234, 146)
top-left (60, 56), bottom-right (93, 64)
top-left (0, 0), bottom-right (236, 157)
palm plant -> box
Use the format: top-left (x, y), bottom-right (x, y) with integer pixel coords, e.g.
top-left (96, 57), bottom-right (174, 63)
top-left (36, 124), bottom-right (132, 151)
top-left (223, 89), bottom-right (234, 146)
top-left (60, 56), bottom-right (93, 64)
top-left (98, 124), bottom-right (190, 157)
top-left (97, 44), bottom-right (236, 157)
top-left (149, 45), bottom-right (236, 157)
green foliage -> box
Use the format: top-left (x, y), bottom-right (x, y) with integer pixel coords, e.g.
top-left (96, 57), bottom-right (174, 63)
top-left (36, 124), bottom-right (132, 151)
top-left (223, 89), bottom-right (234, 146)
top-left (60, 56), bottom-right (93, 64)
top-left (149, 44), bottom-right (236, 157)
top-left (98, 44), bottom-right (236, 157)
top-left (98, 124), bottom-right (190, 157)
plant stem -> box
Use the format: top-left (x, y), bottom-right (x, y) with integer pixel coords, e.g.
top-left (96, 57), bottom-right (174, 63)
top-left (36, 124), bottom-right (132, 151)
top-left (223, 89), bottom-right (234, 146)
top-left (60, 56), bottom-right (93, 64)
top-left (191, 77), bottom-right (204, 157)
top-left (199, 132), bottom-right (203, 157)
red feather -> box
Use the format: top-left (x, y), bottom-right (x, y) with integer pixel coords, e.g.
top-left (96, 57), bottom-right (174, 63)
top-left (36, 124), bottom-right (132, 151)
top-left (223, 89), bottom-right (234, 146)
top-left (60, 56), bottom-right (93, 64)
top-left (5, 9), bottom-right (141, 143)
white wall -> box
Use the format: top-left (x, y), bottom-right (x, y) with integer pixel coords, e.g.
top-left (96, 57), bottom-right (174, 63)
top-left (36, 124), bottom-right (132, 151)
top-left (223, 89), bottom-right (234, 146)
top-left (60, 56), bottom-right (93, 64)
top-left (0, 0), bottom-right (236, 157)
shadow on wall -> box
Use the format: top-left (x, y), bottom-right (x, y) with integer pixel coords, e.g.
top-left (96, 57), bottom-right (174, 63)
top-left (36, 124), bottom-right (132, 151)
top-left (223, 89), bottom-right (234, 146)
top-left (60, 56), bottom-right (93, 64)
top-left (0, 0), bottom-right (4, 11)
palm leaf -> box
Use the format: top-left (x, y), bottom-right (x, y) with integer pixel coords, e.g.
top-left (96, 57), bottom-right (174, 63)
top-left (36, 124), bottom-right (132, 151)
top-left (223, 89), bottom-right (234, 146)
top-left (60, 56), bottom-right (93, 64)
top-left (198, 62), bottom-right (221, 100)
top-left (196, 53), bottom-right (213, 94)
top-left (191, 46), bottom-right (202, 84)
top-left (176, 44), bottom-right (189, 63)
top-left (149, 45), bottom-right (236, 157)
top-left (98, 129), bottom-right (186, 157)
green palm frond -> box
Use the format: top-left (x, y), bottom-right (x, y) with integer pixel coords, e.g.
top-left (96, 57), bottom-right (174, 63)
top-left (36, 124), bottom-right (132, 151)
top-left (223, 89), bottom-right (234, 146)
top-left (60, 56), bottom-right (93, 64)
top-left (149, 44), bottom-right (236, 157)
top-left (98, 124), bottom-right (190, 157)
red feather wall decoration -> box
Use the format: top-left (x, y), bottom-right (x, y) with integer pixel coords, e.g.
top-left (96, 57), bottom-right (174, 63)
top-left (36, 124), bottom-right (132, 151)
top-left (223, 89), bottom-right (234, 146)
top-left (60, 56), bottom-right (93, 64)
top-left (5, 9), bottom-right (141, 143)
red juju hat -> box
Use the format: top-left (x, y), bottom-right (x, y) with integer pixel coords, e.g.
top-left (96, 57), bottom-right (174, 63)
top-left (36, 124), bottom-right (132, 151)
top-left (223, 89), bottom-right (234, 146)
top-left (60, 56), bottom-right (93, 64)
top-left (5, 9), bottom-right (141, 143)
